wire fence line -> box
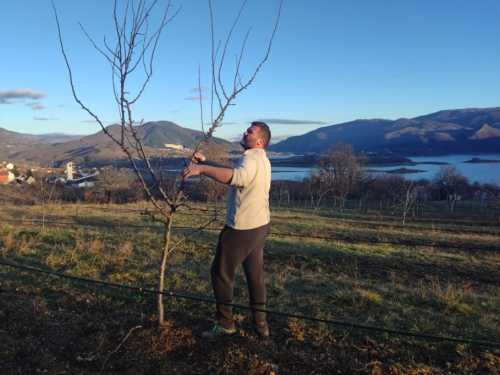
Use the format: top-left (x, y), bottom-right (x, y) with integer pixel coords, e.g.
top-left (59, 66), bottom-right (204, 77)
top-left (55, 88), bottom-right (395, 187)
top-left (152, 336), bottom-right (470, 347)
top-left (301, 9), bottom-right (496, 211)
top-left (1, 218), bottom-right (498, 253)
top-left (1, 259), bottom-right (498, 349)
top-left (5, 202), bottom-right (496, 225)
top-left (66, 204), bottom-right (500, 223)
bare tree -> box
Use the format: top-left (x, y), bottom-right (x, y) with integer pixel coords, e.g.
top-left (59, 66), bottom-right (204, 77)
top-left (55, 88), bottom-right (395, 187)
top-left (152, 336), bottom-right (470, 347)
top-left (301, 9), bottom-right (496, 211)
top-left (486, 177), bottom-right (500, 223)
top-left (433, 165), bottom-right (469, 213)
top-left (52, 0), bottom-right (281, 326)
top-left (411, 178), bottom-right (431, 217)
top-left (271, 179), bottom-right (289, 207)
top-left (92, 167), bottom-right (141, 204)
top-left (316, 142), bottom-right (366, 214)
top-left (35, 179), bottom-right (58, 232)
top-left (392, 177), bottom-right (418, 225)
top-left (302, 172), bottom-right (334, 214)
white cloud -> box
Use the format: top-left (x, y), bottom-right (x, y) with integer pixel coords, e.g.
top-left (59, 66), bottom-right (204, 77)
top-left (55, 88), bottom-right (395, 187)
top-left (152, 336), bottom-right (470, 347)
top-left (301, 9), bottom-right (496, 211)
top-left (0, 89), bottom-right (47, 104)
top-left (34, 117), bottom-right (59, 121)
top-left (26, 102), bottom-right (45, 110)
top-left (189, 87), bottom-right (209, 93)
top-left (184, 96), bottom-right (205, 101)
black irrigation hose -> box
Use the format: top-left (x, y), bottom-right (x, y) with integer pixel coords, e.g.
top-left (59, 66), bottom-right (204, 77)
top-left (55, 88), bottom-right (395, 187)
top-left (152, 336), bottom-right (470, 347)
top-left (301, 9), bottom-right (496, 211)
top-left (1, 259), bottom-right (499, 349)
top-left (3, 218), bottom-right (498, 252)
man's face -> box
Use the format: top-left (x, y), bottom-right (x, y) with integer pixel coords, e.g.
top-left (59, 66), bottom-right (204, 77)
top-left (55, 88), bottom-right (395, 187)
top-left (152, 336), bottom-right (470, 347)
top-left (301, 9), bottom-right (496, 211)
top-left (240, 125), bottom-right (264, 150)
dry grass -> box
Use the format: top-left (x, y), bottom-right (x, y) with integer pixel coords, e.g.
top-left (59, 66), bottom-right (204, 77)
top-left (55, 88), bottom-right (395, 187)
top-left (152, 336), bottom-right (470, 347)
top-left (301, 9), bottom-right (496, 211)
top-left (1, 203), bottom-right (499, 348)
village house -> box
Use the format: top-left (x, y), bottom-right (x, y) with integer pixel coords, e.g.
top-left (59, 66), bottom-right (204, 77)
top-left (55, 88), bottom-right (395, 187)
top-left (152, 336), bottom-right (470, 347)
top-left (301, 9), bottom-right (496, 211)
top-left (15, 173), bottom-right (36, 185)
top-left (0, 170), bottom-right (15, 184)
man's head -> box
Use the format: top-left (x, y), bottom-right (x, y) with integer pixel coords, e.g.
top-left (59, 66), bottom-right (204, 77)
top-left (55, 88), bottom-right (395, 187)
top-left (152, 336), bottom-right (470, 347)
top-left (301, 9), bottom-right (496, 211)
top-left (240, 121), bottom-right (271, 150)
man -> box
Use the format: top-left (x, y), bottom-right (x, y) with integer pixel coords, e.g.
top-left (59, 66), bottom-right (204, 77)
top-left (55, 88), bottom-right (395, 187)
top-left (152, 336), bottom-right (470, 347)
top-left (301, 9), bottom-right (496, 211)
top-left (182, 121), bottom-right (272, 340)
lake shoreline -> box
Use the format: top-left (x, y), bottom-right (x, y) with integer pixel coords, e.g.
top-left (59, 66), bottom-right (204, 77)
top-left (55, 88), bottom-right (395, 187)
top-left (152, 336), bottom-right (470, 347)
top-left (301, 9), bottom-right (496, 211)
top-left (268, 154), bottom-right (500, 183)
top-left (269, 154), bottom-right (500, 168)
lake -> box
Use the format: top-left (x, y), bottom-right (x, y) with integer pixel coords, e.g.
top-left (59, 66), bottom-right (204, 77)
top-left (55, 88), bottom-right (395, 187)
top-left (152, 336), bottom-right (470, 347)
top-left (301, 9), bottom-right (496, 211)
top-left (269, 154), bottom-right (500, 184)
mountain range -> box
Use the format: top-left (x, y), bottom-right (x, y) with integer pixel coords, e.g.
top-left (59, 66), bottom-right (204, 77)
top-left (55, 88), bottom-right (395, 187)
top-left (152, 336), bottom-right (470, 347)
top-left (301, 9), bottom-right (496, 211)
top-left (268, 107), bottom-right (500, 154)
top-left (1, 121), bottom-right (238, 167)
top-left (1, 108), bottom-right (499, 167)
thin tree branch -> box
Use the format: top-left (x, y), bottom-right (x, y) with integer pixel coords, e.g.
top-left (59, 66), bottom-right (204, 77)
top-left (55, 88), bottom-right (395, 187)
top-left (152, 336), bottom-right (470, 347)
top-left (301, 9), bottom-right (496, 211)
top-left (98, 325), bottom-right (142, 374)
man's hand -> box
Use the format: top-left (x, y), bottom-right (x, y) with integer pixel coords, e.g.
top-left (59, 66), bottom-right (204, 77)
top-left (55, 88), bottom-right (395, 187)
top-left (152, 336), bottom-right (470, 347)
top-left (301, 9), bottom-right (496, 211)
top-left (182, 163), bottom-right (233, 184)
top-left (183, 164), bottom-right (203, 181)
top-left (182, 153), bottom-right (206, 182)
top-left (183, 152), bottom-right (233, 183)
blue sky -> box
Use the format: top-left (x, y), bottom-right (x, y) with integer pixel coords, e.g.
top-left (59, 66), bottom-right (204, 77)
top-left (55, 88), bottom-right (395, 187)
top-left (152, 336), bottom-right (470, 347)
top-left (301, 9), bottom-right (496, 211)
top-left (1, 0), bottom-right (499, 144)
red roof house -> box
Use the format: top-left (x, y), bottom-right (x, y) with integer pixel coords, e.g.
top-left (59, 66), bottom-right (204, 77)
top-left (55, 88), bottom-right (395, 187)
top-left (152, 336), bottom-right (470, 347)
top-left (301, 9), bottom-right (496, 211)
top-left (0, 170), bottom-right (14, 184)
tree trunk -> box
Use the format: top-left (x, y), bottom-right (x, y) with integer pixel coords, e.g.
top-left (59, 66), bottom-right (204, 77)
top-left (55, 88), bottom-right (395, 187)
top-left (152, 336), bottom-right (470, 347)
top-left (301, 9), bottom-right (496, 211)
top-left (450, 195), bottom-right (456, 213)
top-left (157, 217), bottom-right (173, 326)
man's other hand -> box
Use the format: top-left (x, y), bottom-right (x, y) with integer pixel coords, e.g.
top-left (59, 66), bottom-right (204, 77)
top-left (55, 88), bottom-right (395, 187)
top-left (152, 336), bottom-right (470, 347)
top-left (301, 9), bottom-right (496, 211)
top-left (193, 153), bottom-right (206, 164)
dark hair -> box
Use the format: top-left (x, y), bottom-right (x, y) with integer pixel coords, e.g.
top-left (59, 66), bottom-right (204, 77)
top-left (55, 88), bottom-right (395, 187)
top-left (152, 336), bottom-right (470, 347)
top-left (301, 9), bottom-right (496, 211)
top-left (251, 121), bottom-right (271, 149)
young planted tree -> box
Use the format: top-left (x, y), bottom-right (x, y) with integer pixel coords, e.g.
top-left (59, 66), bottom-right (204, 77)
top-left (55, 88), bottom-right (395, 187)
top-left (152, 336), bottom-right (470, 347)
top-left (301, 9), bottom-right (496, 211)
top-left (52, 0), bottom-right (282, 326)
top-left (302, 173), bottom-right (333, 213)
top-left (392, 177), bottom-right (417, 225)
top-left (36, 179), bottom-right (59, 232)
top-left (271, 179), bottom-right (290, 207)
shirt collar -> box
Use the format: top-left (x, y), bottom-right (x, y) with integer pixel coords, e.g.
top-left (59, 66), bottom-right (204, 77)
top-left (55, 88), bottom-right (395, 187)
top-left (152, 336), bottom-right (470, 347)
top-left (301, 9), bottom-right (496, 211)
top-left (243, 148), bottom-right (266, 155)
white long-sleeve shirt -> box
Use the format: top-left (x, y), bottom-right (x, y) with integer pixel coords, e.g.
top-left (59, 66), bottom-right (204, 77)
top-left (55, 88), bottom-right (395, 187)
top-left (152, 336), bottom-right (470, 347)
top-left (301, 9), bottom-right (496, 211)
top-left (226, 148), bottom-right (271, 230)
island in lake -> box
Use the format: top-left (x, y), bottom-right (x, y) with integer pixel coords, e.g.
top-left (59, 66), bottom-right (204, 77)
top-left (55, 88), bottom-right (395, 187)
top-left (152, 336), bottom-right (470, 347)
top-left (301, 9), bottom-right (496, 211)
top-left (464, 157), bottom-right (500, 164)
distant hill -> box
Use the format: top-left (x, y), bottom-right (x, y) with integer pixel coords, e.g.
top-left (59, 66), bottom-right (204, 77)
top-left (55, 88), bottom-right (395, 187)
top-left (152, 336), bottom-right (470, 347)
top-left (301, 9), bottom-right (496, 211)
top-left (0, 127), bottom-right (86, 144)
top-left (3, 108), bottom-right (500, 166)
top-left (138, 121), bottom-right (233, 149)
top-left (0, 127), bottom-right (33, 142)
top-left (3, 121), bottom-right (238, 167)
top-left (268, 107), bottom-right (500, 154)
top-left (22, 133), bottom-right (86, 144)
top-left (0, 127), bottom-right (51, 162)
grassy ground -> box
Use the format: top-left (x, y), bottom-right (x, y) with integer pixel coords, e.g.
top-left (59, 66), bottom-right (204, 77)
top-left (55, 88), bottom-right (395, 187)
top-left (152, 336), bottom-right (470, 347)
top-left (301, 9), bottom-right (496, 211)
top-left (1, 203), bottom-right (499, 374)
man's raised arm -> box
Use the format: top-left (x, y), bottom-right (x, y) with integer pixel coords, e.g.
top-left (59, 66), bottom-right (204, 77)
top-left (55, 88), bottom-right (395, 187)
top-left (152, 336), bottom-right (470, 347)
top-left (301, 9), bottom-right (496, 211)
top-left (194, 153), bottom-right (233, 169)
top-left (183, 153), bottom-right (233, 184)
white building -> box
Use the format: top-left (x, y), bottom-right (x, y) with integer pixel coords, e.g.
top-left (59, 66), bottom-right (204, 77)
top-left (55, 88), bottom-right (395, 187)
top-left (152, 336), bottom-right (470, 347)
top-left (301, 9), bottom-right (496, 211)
top-left (66, 162), bottom-right (74, 181)
top-left (164, 144), bottom-right (183, 150)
